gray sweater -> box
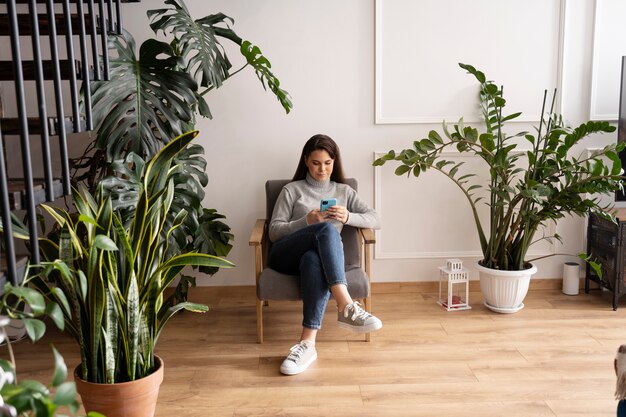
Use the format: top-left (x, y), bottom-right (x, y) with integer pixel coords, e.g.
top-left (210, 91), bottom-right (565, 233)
top-left (269, 174), bottom-right (381, 242)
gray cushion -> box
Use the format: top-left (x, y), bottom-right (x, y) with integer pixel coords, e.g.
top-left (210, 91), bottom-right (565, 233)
top-left (259, 178), bottom-right (369, 302)
top-left (257, 266), bottom-right (370, 301)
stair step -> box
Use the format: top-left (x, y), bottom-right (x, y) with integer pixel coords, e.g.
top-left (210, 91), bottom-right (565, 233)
top-left (0, 13), bottom-right (101, 37)
top-left (0, 255), bottom-right (28, 289)
top-left (1, 116), bottom-right (86, 135)
top-left (0, 59), bottom-right (87, 81)
top-left (7, 178), bottom-right (64, 210)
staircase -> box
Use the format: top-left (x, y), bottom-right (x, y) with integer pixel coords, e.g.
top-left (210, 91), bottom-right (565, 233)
top-left (0, 0), bottom-right (136, 288)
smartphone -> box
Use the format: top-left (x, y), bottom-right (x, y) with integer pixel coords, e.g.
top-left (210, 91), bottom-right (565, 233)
top-left (320, 198), bottom-right (337, 212)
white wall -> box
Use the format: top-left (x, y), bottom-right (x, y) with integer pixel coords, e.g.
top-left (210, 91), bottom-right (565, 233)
top-left (135, 0), bottom-right (620, 285)
top-left (3, 0), bottom-right (621, 285)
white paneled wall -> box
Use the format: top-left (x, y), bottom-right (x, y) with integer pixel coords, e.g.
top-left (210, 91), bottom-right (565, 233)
top-left (52, 0), bottom-right (624, 284)
top-left (375, 0), bottom-right (563, 124)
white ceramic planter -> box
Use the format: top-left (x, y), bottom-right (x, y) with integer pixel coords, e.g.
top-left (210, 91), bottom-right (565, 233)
top-left (476, 262), bottom-right (537, 313)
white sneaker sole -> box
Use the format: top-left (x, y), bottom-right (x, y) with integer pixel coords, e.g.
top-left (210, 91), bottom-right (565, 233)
top-left (337, 320), bottom-right (383, 334)
top-left (280, 351), bottom-right (318, 375)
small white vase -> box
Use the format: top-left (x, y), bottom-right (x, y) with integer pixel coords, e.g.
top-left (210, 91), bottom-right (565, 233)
top-left (562, 262), bottom-right (580, 296)
top-left (476, 262), bottom-right (537, 313)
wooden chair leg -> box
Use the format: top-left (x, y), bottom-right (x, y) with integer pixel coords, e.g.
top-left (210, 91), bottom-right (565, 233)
top-left (256, 298), bottom-right (264, 344)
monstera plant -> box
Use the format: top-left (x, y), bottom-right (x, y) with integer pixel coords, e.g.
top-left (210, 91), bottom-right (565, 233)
top-left (72, 0), bottom-right (292, 301)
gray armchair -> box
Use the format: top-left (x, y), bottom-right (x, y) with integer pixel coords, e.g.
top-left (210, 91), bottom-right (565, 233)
top-left (249, 178), bottom-right (376, 343)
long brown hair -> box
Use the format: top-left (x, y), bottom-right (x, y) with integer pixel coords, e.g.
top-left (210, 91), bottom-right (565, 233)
top-left (292, 134), bottom-right (346, 183)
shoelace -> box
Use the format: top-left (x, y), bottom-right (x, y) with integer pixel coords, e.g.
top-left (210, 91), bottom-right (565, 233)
top-left (344, 301), bottom-right (371, 321)
top-left (286, 342), bottom-right (308, 361)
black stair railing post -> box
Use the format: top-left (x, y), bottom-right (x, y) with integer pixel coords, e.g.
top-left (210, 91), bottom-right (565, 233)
top-left (7, 0), bottom-right (40, 265)
top-left (46, 0), bottom-right (71, 195)
top-left (75, 0), bottom-right (94, 130)
top-left (115, 0), bottom-right (121, 34)
top-left (62, 0), bottom-right (81, 133)
top-left (27, 0), bottom-right (54, 201)
top-left (86, 0), bottom-right (101, 81)
top-left (98, 0), bottom-right (110, 80)
top-left (106, 0), bottom-right (114, 33)
top-left (0, 126), bottom-right (18, 286)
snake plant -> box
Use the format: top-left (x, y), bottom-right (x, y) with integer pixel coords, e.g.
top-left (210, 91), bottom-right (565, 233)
top-left (26, 131), bottom-right (233, 384)
top-left (375, 63), bottom-right (624, 271)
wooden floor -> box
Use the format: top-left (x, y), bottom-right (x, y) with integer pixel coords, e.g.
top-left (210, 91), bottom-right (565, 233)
top-left (11, 281), bottom-right (626, 417)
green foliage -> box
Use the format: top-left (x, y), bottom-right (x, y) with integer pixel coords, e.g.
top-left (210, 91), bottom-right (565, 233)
top-left (26, 132), bottom-right (234, 384)
top-left (374, 63), bottom-right (624, 271)
top-left (0, 282), bottom-right (103, 417)
top-left (90, 32), bottom-right (198, 161)
top-left (89, 0), bottom-right (292, 163)
top-left (72, 0), bottom-right (293, 300)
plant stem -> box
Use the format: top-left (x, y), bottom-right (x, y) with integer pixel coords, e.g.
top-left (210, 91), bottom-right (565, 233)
top-left (2, 327), bottom-right (17, 383)
top-left (199, 64), bottom-right (249, 97)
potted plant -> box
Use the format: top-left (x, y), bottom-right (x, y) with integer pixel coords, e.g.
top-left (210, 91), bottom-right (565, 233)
top-left (19, 131), bottom-right (234, 417)
top-left (71, 0), bottom-right (292, 303)
top-left (374, 63), bottom-right (624, 313)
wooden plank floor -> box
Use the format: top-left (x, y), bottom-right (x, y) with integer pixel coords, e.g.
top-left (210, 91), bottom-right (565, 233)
top-left (10, 282), bottom-right (626, 417)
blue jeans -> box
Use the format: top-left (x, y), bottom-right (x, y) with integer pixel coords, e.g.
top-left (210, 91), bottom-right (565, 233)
top-left (269, 222), bottom-right (347, 330)
top-left (619, 400), bottom-right (626, 417)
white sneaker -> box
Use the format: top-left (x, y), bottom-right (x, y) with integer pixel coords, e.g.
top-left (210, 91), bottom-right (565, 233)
top-left (338, 301), bottom-right (383, 333)
top-left (280, 340), bottom-right (317, 375)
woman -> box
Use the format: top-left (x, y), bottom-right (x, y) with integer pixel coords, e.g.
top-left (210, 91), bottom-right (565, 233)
top-left (269, 134), bottom-right (383, 375)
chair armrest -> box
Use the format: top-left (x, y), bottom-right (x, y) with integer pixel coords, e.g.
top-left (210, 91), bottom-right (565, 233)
top-left (249, 219), bottom-right (267, 246)
top-left (360, 228), bottom-right (376, 244)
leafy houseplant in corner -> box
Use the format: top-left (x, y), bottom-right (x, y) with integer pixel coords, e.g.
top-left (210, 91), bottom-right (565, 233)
top-left (71, 0), bottom-right (292, 303)
top-left (23, 131), bottom-right (234, 417)
top-left (374, 63), bottom-right (623, 313)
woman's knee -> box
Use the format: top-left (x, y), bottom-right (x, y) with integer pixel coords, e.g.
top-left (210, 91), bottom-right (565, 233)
top-left (315, 222), bottom-right (340, 241)
top-left (300, 250), bottom-right (322, 270)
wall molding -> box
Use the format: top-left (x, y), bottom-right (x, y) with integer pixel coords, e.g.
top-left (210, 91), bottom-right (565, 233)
top-left (373, 151), bottom-right (557, 260)
top-left (589, 0), bottom-right (626, 121)
top-left (375, 0), bottom-right (566, 125)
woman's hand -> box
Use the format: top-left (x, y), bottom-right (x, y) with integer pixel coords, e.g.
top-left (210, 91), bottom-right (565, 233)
top-left (306, 209), bottom-right (326, 224)
top-left (325, 205), bottom-right (349, 224)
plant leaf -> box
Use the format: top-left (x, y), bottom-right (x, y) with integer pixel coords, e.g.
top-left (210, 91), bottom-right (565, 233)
top-left (90, 30), bottom-right (198, 160)
top-left (51, 346), bottom-right (68, 387)
top-left (22, 318), bottom-right (46, 342)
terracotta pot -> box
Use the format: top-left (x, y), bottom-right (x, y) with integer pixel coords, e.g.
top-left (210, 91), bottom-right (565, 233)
top-left (476, 262), bottom-right (537, 313)
top-left (74, 356), bottom-right (164, 417)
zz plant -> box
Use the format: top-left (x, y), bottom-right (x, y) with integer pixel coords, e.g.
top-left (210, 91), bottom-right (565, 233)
top-left (374, 63), bottom-right (624, 271)
top-left (26, 131), bottom-right (233, 383)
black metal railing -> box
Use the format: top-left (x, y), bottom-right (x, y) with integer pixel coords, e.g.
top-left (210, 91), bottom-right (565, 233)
top-left (0, 0), bottom-right (133, 287)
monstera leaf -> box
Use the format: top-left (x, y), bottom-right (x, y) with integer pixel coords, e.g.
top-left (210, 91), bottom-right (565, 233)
top-left (240, 40), bottom-right (292, 114)
top-left (148, 0), bottom-right (292, 116)
top-left (90, 30), bottom-right (198, 161)
top-left (98, 142), bottom-right (231, 271)
top-left (193, 208), bottom-right (234, 275)
top-left (148, 1), bottom-right (233, 89)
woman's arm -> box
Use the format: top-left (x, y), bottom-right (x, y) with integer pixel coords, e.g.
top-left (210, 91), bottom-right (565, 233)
top-left (268, 188), bottom-right (309, 242)
top-left (344, 188), bottom-right (381, 230)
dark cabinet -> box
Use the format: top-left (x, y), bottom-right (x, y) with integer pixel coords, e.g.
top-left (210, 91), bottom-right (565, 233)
top-left (585, 208), bottom-right (626, 310)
